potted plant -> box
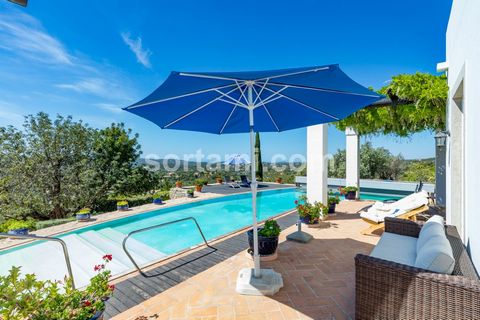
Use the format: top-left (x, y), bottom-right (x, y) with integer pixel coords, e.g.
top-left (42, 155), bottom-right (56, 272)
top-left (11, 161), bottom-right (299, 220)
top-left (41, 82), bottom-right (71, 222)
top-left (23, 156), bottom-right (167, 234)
top-left (247, 219), bottom-right (281, 256)
top-left (152, 192), bottom-right (163, 205)
top-left (76, 208), bottom-right (92, 222)
top-left (175, 181), bottom-right (183, 188)
top-left (275, 177), bottom-right (283, 184)
top-left (328, 194), bottom-right (340, 214)
top-left (194, 179), bottom-right (203, 192)
top-left (187, 188), bottom-right (194, 198)
top-left (0, 219), bottom-right (36, 236)
top-left (295, 195), bottom-right (328, 224)
top-left (0, 255), bottom-right (115, 320)
top-left (340, 186), bottom-right (358, 200)
top-left (216, 177), bottom-right (223, 184)
top-left (116, 200), bottom-right (129, 211)
top-left (202, 178), bottom-right (209, 186)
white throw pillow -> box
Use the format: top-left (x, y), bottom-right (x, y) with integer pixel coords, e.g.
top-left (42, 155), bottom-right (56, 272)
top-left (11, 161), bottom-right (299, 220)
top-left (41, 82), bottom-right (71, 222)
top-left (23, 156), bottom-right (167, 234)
top-left (417, 215), bottom-right (444, 253)
top-left (414, 234), bottom-right (455, 274)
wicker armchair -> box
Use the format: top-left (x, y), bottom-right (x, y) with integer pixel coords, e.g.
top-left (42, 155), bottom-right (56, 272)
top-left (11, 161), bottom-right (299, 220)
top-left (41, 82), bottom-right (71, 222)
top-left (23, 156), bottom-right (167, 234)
top-left (355, 217), bottom-right (480, 320)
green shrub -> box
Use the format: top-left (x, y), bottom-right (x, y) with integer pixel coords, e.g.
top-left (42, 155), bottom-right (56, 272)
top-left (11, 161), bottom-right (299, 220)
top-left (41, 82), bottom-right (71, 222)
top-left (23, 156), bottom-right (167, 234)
top-left (77, 208), bottom-right (91, 214)
top-left (258, 219), bottom-right (280, 237)
top-left (0, 255), bottom-right (114, 320)
top-left (92, 194), bottom-right (159, 213)
top-left (152, 191), bottom-right (170, 201)
top-left (328, 195), bottom-right (340, 205)
top-left (116, 200), bottom-right (128, 206)
top-left (36, 218), bottom-right (75, 230)
top-left (0, 219), bottom-right (37, 233)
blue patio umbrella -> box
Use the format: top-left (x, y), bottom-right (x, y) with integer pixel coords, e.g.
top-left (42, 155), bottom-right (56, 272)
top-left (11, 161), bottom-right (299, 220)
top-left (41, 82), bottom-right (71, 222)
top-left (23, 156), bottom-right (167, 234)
top-left (224, 154), bottom-right (251, 166)
top-left (124, 64), bottom-right (382, 293)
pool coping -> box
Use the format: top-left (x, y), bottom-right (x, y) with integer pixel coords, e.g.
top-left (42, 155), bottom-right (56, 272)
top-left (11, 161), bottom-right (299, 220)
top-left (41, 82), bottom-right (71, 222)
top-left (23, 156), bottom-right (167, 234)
top-left (0, 185), bottom-right (297, 252)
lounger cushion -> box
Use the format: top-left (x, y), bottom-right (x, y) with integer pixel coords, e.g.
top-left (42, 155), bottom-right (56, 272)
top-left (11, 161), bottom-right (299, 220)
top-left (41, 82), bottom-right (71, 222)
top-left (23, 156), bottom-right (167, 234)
top-left (370, 232), bottom-right (417, 266)
top-left (415, 234), bottom-right (455, 274)
top-left (360, 208), bottom-right (405, 223)
top-left (416, 215), bottom-right (445, 252)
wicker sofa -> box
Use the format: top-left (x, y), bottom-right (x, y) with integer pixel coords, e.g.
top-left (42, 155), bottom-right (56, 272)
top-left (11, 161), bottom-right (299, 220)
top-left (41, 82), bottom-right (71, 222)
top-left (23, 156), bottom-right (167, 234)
top-left (355, 217), bottom-right (480, 320)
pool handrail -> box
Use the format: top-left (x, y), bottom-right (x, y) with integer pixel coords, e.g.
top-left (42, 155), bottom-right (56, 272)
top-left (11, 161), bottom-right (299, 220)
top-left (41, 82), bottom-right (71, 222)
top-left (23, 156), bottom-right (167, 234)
top-left (121, 216), bottom-right (215, 277)
top-left (0, 232), bottom-right (76, 289)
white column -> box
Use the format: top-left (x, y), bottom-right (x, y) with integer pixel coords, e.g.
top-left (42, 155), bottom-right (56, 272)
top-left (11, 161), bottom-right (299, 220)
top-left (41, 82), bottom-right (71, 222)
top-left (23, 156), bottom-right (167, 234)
top-left (345, 127), bottom-right (360, 198)
top-left (307, 124), bottom-right (328, 204)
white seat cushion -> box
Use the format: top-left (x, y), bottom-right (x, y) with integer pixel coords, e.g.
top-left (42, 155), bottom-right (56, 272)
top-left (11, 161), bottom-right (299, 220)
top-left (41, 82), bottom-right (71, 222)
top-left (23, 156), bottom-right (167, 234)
top-left (370, 232), bottom-right (418, 266)
top-left (360, 209), bottom-right (405, 223)
top-left (415, 234), bottom-right (455, 274)
top-left (417, 215), bottom-right (445, 252)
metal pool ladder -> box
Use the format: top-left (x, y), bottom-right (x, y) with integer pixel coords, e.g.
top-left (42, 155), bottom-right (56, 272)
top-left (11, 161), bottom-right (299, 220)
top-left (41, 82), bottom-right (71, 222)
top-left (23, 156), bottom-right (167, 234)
top-left (0, 233), bottom-right (76, 289)
top-left (122, 216), bottom-right (215, 277)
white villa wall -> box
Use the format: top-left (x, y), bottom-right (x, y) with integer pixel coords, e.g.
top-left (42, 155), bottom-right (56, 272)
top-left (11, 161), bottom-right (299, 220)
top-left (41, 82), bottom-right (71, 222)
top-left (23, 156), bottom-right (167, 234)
top-left (446, 0), bottom-right (480, 268)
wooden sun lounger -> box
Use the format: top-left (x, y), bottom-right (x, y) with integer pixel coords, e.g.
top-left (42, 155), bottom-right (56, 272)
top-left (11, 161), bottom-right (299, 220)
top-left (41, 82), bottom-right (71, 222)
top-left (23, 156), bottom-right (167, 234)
top-left (360, 204), bottom-right (429, 236)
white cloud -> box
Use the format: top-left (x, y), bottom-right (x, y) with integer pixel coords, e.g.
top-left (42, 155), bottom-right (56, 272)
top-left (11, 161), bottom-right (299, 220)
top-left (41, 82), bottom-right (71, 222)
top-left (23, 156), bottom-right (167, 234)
top-left (94, 103), bottom-right (124, 114)
top-left (56, 78), bottom-right (109, 96)
top-left (0, 7), bottom-right (139, 130)
top-left (121, 32), bottom-right (152, 68)
top-left (0, 9), bottom-right (72, 65)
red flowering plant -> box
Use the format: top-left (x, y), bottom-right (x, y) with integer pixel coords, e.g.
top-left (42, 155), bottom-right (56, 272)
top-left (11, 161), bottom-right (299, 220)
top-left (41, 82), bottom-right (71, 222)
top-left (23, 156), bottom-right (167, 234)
top-left (295, 194), bottom-right (328, 224)
top-left (0, 254), bottom-right (115, 320)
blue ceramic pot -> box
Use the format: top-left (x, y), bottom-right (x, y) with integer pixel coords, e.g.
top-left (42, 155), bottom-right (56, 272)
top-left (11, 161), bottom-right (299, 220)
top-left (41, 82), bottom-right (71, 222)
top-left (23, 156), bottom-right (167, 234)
top-left (345, 191), bottom-right (356, 200)
top-left (76, 213), bottom-right (91, 221)
top-left (328, 203), bottom-right (336, 214)
top-left (90, 310), bottom-right (104, 320)
top-left (299, 216), bottom-right (319, 225)
top-left (117, 205), bottom-right (129, 211)
top-left (153, 198), bottom-right (163, 205)
top-left (247, 229), bottom-right (279, 255)
top-left (7, 228), bottom-right (29, 235)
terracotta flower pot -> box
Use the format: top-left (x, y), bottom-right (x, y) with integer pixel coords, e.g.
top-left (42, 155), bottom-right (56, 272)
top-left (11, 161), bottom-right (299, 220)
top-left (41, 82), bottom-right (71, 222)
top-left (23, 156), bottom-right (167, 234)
top-left (175, 181), bottom-right (183, 188)
top-left (216, 178), bottom-right (223, 184)
top-left (195, 185), bottom-right (203, 192)
top-left (276, 178), bottom-right (283, 184)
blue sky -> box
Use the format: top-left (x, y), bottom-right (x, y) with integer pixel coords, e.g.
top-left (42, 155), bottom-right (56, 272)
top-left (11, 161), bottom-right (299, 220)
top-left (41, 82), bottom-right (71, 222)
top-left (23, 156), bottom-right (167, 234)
top-left (0, 0), bottom-right (452, 160)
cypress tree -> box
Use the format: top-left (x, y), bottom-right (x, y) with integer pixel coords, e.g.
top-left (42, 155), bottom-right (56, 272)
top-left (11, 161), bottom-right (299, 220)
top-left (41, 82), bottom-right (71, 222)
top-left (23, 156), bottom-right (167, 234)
top-left (255, 132), bottom-right (263, 181)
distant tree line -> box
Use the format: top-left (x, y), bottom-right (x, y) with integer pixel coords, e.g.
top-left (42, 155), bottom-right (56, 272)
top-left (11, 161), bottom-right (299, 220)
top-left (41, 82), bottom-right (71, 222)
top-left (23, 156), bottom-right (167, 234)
top-left (328, 142), bottom-right (435, 183)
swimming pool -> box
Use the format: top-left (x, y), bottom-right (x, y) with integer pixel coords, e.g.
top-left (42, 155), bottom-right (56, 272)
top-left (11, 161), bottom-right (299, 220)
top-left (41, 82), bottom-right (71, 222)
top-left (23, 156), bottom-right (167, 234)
top-left (0, 188), bottom-right (301, 287)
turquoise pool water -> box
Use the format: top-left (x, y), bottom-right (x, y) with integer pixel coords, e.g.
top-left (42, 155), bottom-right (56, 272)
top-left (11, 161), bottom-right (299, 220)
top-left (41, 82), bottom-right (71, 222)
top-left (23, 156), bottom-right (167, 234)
top-left (111, 188), bottom-right (301, 254)
top-left (2, 188), bottom-right (301, 256)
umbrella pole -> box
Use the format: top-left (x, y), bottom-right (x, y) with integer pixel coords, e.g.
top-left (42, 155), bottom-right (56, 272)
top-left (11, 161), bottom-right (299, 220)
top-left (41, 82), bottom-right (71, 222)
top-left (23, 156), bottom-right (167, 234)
top-left (235, 83), bottom-right (283, 295)
top-left (248, 86), bottom-right (261, 278)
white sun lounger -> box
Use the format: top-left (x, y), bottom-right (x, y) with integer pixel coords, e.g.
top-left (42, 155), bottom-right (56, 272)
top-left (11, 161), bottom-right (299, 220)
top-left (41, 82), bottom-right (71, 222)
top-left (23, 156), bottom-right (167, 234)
top-left (360, 190), bottom-right (430, 235)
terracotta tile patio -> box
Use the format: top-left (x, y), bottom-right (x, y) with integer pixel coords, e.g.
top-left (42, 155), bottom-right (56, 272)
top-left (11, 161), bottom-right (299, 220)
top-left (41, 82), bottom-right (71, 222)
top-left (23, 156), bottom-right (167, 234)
top-left (111, 200), bottom-right (378, 320)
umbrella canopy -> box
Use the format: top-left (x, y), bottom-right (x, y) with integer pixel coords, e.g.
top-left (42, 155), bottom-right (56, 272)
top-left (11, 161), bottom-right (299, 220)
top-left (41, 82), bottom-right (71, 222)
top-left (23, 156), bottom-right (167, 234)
top-left (124, 64), bottom-right (383, 293)
top-left (125, 64), bottom-right (381, 133)
top-left (224, 154), bottom-right (251, 165)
